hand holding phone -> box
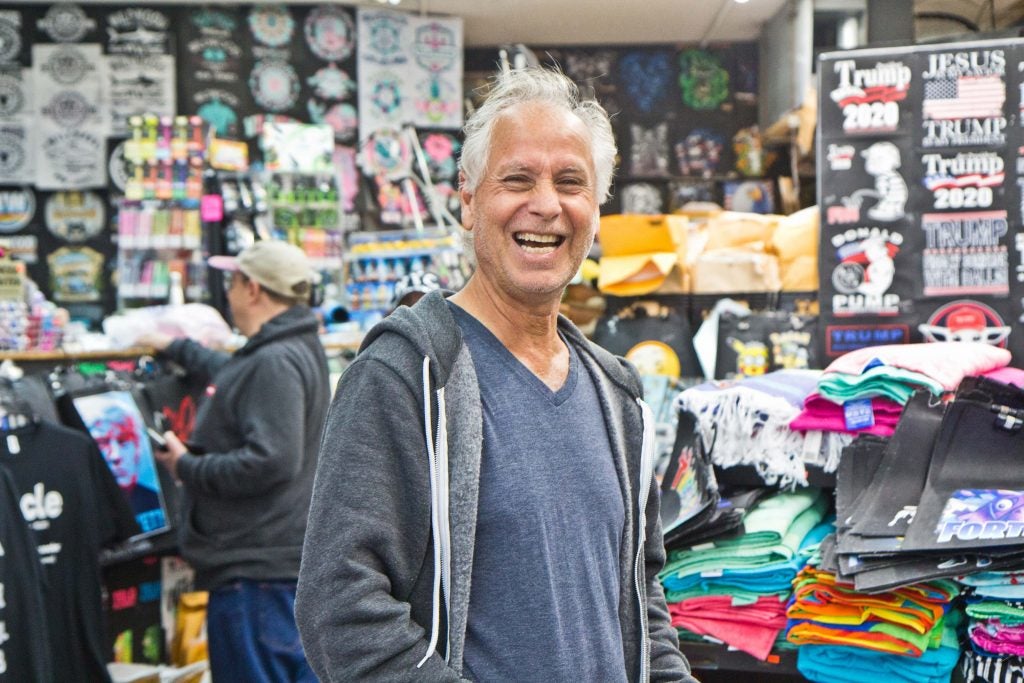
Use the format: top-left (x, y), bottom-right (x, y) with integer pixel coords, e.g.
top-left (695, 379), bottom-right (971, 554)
top-left (147, 426), bottom-right (168, 449)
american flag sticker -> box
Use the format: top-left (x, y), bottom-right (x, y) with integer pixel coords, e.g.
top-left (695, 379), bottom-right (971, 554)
top-left (922, 75), bottom-right (1005, 120)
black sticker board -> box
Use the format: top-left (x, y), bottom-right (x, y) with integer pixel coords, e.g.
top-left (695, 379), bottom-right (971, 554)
top-left (818, 38), bottom-right (1024, 363)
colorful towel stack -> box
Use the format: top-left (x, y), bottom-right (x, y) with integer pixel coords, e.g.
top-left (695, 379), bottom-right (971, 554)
top-left (958, 572), bottom-right (1024, 680)
top-left (659, 488), bottom-right (830, 660)
top-left (786, 564), bottom-right (960, 682)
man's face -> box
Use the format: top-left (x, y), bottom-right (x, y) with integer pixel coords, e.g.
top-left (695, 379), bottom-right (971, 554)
top-left (225, 270), bottom-right (254, 336)
top-left (460, 101), bottom-right (599, 307)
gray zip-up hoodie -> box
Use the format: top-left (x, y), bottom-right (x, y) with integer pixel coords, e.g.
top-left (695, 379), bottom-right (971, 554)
top-left (296, 291), bottom-right (696, 682)
top-left (164, 305), bottom-right (330, 590)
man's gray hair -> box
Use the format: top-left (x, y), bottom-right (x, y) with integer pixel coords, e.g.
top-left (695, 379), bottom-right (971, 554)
top-left (459, 67), bottom-right (617, 204)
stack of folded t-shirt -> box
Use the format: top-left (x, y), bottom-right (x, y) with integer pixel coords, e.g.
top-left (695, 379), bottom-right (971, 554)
top-left (659, 487), bottom-right (830, 660)
top-left (958, 571), bottom-right (1024, 682)
top-left (786, 560), bottom-right (961, 683)
top-left (817, 342), bottom-right (1010, 405)
top-left (791, 342), bottom-right (1012, 441)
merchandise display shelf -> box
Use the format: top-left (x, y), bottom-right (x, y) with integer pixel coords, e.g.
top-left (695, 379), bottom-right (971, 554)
top-left (679, 641), bottom-right (801, 678)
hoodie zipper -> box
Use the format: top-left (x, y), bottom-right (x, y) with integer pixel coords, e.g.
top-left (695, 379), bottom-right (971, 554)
top-left (635, 398), bottom-right (655, 683)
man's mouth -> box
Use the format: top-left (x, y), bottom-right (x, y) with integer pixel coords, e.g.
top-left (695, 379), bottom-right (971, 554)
top-left (513, 231), bottom-right (564, 253)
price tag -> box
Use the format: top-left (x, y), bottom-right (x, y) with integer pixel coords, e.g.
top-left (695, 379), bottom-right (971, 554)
top-left (844, 398), bottom-right (875, 431)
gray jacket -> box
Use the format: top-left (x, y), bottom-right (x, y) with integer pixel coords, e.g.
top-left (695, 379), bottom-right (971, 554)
top-left (164, 306), bottom-right (330, 590)
top-left (296, 291), bottom-right (695, 682)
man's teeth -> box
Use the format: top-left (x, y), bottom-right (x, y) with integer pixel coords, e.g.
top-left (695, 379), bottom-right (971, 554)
top-left (514, 232), bottom-right (563, 252)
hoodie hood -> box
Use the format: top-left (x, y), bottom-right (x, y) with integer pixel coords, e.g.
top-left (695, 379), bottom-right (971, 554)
top-left (361, 290), bottom-right (462, 389)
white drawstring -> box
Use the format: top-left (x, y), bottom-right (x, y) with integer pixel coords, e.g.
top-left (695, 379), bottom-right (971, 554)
top-left (417, 357), bottom-right (442, 668)
top-left (416, 357), bottom-right (452, 668)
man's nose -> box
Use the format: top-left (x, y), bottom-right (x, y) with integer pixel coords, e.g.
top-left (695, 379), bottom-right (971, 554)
top-left (529, 180), bottom-right (562, 218)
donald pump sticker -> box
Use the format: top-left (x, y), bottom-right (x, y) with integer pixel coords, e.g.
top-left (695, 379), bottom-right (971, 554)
top-left (830, 228), bottom-right (903, 316)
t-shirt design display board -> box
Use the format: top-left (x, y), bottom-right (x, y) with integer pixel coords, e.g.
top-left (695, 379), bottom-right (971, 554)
top-left (817, 38), bottom-right (1024, 364)
top-left (32, 42), bottom-right (109, 190)
top-left (464, 43), bottom-right (760, 214)
top-left (0, 62), bottom-right (34, 186)
top-left (357, 7), bottom-right (462, 135)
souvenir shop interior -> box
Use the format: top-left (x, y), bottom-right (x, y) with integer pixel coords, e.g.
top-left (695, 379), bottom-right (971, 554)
top-left (0, 0), bottom-right (1023, 681)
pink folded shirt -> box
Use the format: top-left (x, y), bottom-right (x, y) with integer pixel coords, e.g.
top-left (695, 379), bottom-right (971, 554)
top-left (823, 343), bottom-right (1011, 391)
top-left (983, 366), bottom-right (1024, 388)
top-left (970, 622), bottom-right (1024, 656)
top-left (790, 393), bottom-right (903, 436)
top-left (669, 596), bottom-right (787, 661)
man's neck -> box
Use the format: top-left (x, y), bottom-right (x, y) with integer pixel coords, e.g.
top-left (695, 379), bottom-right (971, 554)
top-left (449, 284), bottom-right (569, 390)
top-left (242, 302), bottom-right (291, 338)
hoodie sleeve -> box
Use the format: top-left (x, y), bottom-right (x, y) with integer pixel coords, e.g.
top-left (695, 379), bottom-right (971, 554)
top-left (624, 357), bottom-right (697, 682)
top-left (296, 355), bottom-right (464, 683)
top-left (163, 338), bottom-right (231, 383)
top-left (644, 475), bottom-right (700, 682)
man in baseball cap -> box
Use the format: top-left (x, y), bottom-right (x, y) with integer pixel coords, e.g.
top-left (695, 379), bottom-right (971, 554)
top-left (136, 239), bottom-right (329, 681)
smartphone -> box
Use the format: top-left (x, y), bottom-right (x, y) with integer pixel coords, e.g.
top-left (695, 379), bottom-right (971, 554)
top-left (147, 426), bottom-right (168, 449)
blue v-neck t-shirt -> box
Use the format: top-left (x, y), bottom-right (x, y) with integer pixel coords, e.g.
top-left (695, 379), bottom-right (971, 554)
top-left (450, 302), bottom-right (627, 682)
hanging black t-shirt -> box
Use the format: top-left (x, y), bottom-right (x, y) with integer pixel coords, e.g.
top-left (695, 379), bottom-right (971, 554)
top-left (0, 421), bottom-right (138, 683)
top-left (0, 467), bottom-right (53, 682)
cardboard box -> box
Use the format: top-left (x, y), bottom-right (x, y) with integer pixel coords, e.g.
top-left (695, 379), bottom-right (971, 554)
top-left (692, 248), bottom-right (781, 293)
top-left (597, 214), bottom-right (690, 296)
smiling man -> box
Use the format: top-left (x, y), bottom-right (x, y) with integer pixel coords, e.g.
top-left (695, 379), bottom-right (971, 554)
top-left (296, 67), bottom-right (697, 683)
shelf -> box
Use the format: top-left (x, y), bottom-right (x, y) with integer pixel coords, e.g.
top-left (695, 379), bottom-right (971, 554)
top-left (269, 201), bottom-right (339, 209)
top-left (119, 283), bottom-right (170, 299)
top-left (345, 245), bottom-right (461, 262)
top-left (307, 257), bottom-right (343, 270)
top-left (0, 346), bottom-right (157, 362)
top-left (117, 235), bottom-right (202, 250)
top-left (679, 641), bottom-right (801, 677)
top-left (617, 174), bottom-right (750, 183)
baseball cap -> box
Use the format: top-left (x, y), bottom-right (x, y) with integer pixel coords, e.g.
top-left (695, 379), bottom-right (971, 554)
top-left (208, 240), bottom-right (321, 298)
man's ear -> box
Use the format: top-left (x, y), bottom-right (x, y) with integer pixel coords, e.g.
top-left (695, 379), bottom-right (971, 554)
top-left (458, 171), bottom-right (474, 231)
top-left (245, 277), bottom-right (262, 301)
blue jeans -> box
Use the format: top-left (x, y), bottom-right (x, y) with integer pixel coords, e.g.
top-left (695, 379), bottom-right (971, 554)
top-left (206, 579), bottom-right (316, 683)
